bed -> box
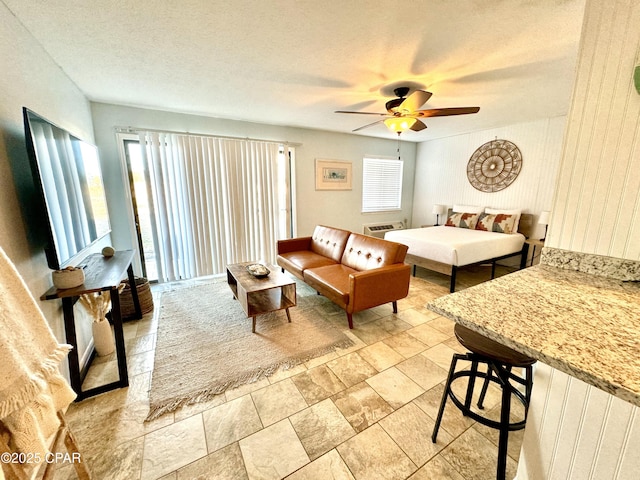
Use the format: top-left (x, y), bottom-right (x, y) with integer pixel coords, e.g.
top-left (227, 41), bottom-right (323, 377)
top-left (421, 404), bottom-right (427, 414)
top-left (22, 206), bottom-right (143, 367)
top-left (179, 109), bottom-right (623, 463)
top-left (385, 209), bottom-right (533, 292)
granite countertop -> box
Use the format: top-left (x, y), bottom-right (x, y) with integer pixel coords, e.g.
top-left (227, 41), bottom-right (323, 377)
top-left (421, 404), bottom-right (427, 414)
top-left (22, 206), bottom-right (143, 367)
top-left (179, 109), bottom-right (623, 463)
top-left (428, 262), bottom-right (640, 407)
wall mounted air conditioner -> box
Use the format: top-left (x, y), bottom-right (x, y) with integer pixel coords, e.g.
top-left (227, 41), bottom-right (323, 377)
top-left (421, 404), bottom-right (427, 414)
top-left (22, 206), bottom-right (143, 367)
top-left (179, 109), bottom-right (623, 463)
top-left (363, 221), bottom-right (404, 239)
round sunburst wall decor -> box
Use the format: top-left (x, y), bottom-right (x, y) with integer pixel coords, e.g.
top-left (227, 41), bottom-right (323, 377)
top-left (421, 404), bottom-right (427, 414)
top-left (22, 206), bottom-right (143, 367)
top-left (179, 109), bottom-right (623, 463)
top-left (466, 139), bottom-right (522, 192)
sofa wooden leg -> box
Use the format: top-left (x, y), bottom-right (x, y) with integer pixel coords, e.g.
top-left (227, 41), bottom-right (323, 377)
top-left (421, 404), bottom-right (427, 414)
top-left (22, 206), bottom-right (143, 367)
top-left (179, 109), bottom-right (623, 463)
top-left (392, 301), bottom-right (398, 314)
top-left (347, 313), bottom-right (353, 329)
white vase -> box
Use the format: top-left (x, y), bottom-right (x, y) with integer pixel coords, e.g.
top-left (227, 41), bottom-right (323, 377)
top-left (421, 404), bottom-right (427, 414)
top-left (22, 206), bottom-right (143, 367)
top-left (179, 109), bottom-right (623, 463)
top-left (92, 318), bottom-right (115, 356)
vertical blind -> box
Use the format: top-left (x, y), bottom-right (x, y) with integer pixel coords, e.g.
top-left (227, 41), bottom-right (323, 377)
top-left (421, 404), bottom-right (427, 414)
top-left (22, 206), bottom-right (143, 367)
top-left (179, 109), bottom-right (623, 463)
top-left (139, 131), bottom-right (289, 282)
top-left (362, 157), bottom-right (404, 213)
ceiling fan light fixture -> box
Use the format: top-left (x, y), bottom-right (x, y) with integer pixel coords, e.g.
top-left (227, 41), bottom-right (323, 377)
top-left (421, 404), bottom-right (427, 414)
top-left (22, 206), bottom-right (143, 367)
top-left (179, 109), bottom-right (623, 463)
top-left (384, 117), bottom-right (417, 132)
top-left (336, 87), bottom-right (479, 133)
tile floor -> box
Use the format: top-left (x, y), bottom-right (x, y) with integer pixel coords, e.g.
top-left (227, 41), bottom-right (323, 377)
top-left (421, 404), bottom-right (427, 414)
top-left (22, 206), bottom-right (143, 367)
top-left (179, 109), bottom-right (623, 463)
top-left (58, 265), bottom-right (527, 480)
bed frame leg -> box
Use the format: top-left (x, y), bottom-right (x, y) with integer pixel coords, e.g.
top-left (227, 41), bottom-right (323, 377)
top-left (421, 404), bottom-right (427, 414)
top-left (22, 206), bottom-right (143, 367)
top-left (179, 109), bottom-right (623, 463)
top-left (450, 266), bottom-right (457, 293)
top-left (520, 242), bottom-right (530, 269)
top-left (412, 265), bottom-right (416, 276)
top-left (491, 261), bottom-right (497, 279)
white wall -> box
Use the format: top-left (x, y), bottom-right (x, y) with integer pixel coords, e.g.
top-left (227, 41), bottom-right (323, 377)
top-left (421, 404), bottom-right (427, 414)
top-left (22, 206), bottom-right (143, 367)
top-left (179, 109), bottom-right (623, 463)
top-left (412, 116), bottom-right (567, 239)
top-left (90, 102), bottom-right (417, 262)
top-left (0, 2), bottom-right (98, 377)
top-left (518, 1), bottom-right (640, 478)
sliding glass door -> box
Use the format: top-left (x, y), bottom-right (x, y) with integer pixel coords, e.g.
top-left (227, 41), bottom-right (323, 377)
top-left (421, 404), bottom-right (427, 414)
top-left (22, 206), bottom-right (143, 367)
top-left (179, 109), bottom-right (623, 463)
top-left (120, 134), bottom-right (294, 283)
top-left (123, 139), bottom-right (158, 281)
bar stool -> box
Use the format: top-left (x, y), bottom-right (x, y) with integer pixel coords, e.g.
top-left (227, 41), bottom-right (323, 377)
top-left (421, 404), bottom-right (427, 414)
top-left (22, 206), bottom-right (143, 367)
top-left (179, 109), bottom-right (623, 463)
top-left (432, 324), bottom-right (536, 480)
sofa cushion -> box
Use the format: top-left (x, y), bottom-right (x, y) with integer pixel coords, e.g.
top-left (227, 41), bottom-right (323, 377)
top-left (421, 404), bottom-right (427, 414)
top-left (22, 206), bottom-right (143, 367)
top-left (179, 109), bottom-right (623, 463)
top-left (277, 251), bottom-right (339, 279)
top-left (310, 225), bottom-right (351, 263)
top-left (341, 233), bottom-right (409, 271)
top-left (303, 264), bottom-right (357, 308)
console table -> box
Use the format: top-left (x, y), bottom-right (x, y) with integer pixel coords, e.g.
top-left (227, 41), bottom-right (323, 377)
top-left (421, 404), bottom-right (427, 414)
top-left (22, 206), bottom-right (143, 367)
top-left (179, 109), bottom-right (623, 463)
top-left (41, 250), bottom-right (142, 400)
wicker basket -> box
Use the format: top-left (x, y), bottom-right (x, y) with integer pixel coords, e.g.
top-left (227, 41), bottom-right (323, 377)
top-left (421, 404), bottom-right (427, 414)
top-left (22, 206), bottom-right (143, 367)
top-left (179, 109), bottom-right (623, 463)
top-left (120, 277), bottom-right (154, 320)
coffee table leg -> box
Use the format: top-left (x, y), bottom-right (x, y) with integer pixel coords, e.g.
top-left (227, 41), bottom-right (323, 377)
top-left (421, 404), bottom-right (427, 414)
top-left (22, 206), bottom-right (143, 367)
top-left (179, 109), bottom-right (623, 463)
top-left (285, 308), bottom-right (291, 323)
top-left (252, 316), bottom-right (256, 333)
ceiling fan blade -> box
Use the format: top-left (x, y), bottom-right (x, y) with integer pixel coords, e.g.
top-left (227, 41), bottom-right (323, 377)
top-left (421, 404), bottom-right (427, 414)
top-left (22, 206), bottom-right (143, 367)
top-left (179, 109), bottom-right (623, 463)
top-left (352, 119), bottom-right (387, 132)
top-left (335, 110), bottom-right (389, 116)
top-left (410, 119), bottom-right (427, 131)
top-left (397, 90), bottom-right (432, 114)
top-left (415, 106), bottom-right (480, 117)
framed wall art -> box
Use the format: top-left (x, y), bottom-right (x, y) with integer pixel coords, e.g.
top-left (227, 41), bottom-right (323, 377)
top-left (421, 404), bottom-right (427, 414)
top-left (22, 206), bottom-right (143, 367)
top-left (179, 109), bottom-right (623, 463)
top-left (315, 159), bottom-right (352, 190)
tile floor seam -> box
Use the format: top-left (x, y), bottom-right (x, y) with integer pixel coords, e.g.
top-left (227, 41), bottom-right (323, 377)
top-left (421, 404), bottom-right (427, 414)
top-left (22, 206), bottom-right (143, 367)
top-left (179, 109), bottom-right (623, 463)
top-left (376, 414), bottom-right (434, 472)
top-left (229, 328), bottom-right (472, 475)
top-left (282, 375), bottom-right (417, 475)
top-left (440, 442), bottom-right (472, 480)
top-left (333, 378), bottom-right (447, 471)
top-left (198, 412), bottom-right (210, 459)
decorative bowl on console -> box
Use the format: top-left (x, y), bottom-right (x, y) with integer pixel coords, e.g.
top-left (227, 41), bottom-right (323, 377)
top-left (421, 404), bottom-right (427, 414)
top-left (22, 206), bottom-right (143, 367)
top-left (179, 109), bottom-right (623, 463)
top-left (52, 266), bottom-right (85, 289)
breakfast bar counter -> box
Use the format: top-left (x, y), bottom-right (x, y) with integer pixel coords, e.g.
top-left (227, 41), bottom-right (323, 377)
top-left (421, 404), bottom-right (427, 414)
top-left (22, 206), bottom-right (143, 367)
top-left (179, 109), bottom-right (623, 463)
top-left (427, 247), bottom-right (640, 479)
top-left (428, 251), bottom-right (640, 406)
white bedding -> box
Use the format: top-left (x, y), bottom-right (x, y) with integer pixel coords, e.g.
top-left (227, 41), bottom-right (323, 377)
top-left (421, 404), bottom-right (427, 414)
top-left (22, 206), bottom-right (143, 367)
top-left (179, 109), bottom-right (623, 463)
top-left (385, 226), bottom-right (525, 266)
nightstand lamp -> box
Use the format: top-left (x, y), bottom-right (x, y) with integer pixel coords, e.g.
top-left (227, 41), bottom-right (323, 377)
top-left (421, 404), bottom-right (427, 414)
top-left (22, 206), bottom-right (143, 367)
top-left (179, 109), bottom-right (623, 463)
top-left (433, 204), bottom-right (447, 226)
top-left (538, 210), bottom-right (550, 240)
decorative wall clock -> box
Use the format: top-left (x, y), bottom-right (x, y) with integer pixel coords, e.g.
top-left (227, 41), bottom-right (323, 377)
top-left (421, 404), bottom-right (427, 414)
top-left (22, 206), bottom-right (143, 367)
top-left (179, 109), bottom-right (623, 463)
top-left (466, 139), bottom-right (522, 192)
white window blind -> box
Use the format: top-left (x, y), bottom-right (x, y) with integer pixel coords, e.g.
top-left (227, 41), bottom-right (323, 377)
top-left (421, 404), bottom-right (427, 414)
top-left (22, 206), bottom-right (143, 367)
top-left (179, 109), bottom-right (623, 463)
top-left (362, 157), bottom-right (403, 213)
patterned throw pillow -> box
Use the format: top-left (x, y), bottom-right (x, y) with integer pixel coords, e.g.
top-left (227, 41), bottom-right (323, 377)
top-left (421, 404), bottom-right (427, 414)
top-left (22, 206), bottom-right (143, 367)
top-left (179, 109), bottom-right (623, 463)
top-left (476, 213), bottom-right (516, 234)
top-left (485, 207), bottom-right (521, 233)
top-left (445, 212), bottom-right (480, 229)
top-left (475, 213), bottom-right (496, 232)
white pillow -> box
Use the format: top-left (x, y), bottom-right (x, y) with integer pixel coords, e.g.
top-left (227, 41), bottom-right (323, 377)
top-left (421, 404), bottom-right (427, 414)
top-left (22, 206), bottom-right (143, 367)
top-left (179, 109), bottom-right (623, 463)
top-left (453, 204), bottom-right (485, 214)
top-left (485, 207), bottom-right (522, 233)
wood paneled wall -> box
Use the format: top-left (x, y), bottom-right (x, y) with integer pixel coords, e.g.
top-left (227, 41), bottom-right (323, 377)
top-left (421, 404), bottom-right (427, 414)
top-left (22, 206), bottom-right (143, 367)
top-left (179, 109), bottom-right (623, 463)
top-left (518, 364), bottom-right (640, 479)
top-left (519, 1), bottom-right (640, 479)
top-left (413, 116), bottom-right (567, 239)
top-left (547, 0), bottom-right (640, 260)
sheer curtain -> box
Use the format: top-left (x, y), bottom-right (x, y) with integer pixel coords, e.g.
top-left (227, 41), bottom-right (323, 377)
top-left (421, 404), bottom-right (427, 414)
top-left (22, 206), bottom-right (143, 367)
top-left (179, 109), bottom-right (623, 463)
top-left (139, 131), bottom-right (288, 282)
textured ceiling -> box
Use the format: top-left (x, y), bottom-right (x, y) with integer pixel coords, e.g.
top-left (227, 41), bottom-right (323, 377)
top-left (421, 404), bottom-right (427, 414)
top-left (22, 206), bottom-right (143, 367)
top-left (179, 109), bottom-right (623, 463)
top-left (5, 0), bottom-right (586, 141)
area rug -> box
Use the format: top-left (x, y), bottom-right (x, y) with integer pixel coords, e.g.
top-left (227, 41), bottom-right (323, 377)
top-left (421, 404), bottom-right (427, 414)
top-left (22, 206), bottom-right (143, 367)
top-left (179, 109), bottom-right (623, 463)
top-left (147, 279), bottom-right (353, 420)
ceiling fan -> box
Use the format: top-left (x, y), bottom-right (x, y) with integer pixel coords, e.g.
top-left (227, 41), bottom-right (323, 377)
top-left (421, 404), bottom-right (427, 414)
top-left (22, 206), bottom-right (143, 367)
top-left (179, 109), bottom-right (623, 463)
top-left (336, 87), bottom-right (480, 133)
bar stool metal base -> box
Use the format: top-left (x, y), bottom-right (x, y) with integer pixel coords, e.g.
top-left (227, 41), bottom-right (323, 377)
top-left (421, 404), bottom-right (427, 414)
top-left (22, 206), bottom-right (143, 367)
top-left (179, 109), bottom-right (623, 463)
top-left (432, 325), bottom-right (535, 480)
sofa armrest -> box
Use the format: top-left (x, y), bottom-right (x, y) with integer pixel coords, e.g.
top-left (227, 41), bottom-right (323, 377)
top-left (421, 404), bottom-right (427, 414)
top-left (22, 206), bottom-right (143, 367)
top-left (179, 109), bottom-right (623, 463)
top-left (277, 237), bottom-right (313, 255)
top-left (348, 263), bottom-right (411, 313)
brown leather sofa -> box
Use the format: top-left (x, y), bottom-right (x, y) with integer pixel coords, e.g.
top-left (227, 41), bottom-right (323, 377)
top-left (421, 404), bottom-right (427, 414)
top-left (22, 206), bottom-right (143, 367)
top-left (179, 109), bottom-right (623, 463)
top-left (277, 225), bottom-right (411, 329)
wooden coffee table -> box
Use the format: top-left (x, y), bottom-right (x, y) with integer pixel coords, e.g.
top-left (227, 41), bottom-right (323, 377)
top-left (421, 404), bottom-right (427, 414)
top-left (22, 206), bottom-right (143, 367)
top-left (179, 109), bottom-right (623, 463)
top-left (226, 262), bottom-right (297, 333)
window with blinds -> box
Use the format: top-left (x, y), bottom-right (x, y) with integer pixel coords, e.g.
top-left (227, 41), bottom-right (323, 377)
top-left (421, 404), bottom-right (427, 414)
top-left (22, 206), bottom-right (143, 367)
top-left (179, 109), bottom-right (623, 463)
top-left (362, 157), bottom-right (403, 213)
